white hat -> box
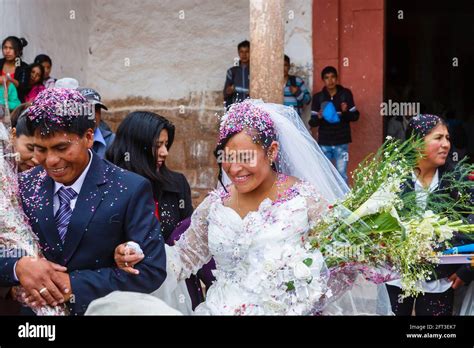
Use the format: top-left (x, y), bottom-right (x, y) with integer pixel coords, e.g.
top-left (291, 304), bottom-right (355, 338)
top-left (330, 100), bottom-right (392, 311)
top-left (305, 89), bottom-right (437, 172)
top-left (85, 291), bottom-right (183, 315)
top-left (54, 77), bottom-right (79, 89)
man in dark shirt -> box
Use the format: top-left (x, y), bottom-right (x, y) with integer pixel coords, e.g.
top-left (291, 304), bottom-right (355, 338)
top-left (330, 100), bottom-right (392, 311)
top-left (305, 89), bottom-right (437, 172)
top-left (223, 40), bottom-right (250, 109)
top-left (309, 66), bottom-right (360, 183)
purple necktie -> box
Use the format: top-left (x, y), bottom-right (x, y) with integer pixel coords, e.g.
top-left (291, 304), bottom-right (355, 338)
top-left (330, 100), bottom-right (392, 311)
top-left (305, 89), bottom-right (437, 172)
top-left (55, 187), bottom-right (78, 243)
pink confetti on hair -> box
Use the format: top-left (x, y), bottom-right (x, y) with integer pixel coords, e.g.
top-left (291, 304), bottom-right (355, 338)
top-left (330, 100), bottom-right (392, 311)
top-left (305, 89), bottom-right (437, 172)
top-left (218, 100), bottom-right (276, 147)
top-left (26, 88), bottom-right (92, 128)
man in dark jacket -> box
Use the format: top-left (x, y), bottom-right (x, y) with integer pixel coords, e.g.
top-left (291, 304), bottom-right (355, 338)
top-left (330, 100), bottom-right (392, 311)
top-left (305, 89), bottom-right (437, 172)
top-left (78, 87), bottom-right (115, 159)
top-left (223, 40), bottom-right (250, 109)
top-left (0, 88), bottom-right (166, 315)
top-left (309, 66), bottom-right (359, 183)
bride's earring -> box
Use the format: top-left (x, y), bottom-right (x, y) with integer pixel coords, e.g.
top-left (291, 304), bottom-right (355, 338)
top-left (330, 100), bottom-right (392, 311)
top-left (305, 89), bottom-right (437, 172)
top-left (268, 151), bottom-right (274, 166)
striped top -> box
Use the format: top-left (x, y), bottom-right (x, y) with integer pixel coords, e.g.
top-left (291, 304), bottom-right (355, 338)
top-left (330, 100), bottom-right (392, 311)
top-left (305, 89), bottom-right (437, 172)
top-left (283, 75), bottom-right (311, 116)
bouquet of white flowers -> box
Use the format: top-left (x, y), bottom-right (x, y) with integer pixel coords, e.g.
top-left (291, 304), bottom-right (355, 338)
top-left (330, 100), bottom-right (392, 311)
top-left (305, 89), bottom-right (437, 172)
top-left (310, 136), bottom-right (474, 297)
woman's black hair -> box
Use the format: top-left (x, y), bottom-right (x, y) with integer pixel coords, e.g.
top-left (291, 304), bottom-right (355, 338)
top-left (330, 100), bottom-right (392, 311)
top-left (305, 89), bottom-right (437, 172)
top-left (106, 111), bottom-right (176, 199)
top-left (10, 103), bottom-right (32, 136)
top-left (28, 63), bottom-right (45, 85)
top-left (213, 127), bottom-right (277, 191)
top-left (405, 114), bottom-right (449, 140)
top-left (13, 114), bottom-right (31, 137)
top-left (2, 36), bottom-right (28, 58)
top-left (34, 54), bottom-right (52, 66)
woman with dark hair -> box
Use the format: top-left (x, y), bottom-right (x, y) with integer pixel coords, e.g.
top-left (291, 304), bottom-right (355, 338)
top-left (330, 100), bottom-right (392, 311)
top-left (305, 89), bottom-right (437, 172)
top-left (386, 114), bottom-right (474, 316)
top-left (107, 111), bottom-right (216, 309)
top-left (24, 63), bottom-right (45, 102)
top-left (106, 111), bottom-right (193, 240)
top-left (10, 103), bottom-right (38, 172)
top-left (34, 54), bottom-right (56, 89)
top-left (0, 36), bottom-right (30, 102)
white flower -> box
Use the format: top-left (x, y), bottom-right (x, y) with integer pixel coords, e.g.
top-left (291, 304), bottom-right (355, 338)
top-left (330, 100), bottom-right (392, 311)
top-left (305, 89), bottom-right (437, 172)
top-left (344, 183), bottom-right (399, 224)
top-left (436, 225), bottom-right (454, 242)
top-left (423, 210), bottom-right (436, 219)
top-left (293, 262), bottom-right (312, 280)
top-left (418, 219), bottom-right (435, 236)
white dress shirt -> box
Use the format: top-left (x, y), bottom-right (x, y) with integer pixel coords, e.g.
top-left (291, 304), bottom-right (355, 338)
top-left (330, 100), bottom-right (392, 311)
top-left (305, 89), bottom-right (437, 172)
top-left (53, 150), bottom-right (93, 215)
top-left (413, 169), bottom-right (439, 211)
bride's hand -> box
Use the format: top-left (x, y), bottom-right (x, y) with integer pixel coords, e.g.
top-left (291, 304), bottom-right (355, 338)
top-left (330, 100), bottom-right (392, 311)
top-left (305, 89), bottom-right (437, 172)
top-left (114, 243), bottom-right (144, 275)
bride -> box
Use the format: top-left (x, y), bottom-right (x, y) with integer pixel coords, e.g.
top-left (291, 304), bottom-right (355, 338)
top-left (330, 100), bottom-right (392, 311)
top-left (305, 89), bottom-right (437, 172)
top-left (86, 99), bottom-right (392, 315)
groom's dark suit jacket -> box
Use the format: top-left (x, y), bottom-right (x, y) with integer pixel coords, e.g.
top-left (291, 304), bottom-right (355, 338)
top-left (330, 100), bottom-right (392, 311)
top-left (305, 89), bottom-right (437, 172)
top-left (0, 152), bottom-right (167, 315)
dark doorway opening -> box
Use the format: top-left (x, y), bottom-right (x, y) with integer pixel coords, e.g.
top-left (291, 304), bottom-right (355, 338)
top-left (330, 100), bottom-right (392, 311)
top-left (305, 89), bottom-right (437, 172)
top-left (385, 0), bottom-right (474, 162)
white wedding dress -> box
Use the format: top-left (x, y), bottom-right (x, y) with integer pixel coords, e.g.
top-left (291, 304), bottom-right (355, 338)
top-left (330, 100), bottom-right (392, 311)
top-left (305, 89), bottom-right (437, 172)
top-left (86, 100), bottom-right (391, 316)
top-left (168, 179), bottom-right (329, 315)
top-left (87, 178), bottom-right (392, 316)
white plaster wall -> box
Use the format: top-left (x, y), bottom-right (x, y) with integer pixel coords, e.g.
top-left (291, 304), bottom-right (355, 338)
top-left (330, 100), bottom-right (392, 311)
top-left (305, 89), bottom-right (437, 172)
top-left (86, 0), bottom-right (312, 103)
top-left (87, 0), bottom-right (250, 102)
top-left (285, 0), bottom-right (313, 89)
top-left (1, 0), bottom-right (313, 103)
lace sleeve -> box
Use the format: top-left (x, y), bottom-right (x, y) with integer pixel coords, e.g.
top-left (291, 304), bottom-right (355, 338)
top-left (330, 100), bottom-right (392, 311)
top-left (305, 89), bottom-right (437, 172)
top-left (296, 181), bottom-right (331, 230)
top-left (169, 191), bottom-right (219, 280)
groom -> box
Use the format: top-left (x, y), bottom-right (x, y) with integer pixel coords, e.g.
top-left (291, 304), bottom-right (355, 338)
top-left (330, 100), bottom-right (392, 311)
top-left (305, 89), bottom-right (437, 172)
top-left (0, 88), bottom-right (166, 315)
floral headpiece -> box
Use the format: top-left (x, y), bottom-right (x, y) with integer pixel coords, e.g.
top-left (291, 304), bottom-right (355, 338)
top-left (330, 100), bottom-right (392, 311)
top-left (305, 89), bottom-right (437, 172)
top-left (218, 99), bottom-right (276, 147)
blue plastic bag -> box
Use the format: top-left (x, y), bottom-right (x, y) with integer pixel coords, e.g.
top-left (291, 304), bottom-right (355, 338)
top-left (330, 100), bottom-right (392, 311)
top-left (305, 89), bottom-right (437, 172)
top-left (322, 101), bottom-right (340, 124)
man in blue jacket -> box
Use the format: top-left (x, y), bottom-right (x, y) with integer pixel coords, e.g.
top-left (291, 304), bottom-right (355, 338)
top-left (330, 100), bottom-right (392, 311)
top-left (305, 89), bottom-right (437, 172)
top-left (0, 88), bottom-right (166, 315)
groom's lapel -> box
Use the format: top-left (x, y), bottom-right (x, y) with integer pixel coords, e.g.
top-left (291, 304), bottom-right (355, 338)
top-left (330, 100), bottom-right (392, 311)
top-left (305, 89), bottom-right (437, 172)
top-left (34, 175), bottom-right (63, 257)
top-left (61, 155), bottom-right (108, 264)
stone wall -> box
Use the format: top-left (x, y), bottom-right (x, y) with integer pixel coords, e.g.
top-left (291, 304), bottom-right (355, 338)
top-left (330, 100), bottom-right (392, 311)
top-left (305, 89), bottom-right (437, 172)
top-left (101, 91), bottom-right (223, 207)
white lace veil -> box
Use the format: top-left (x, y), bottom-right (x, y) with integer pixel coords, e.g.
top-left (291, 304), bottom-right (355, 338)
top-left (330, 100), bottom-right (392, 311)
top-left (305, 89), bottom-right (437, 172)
top-left (220, 99), bottom-right (349, 203)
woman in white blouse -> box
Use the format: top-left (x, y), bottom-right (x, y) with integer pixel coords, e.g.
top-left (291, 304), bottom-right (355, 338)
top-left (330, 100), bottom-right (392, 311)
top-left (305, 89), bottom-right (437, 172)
top-left (386, 114), bottom-right (473, 316)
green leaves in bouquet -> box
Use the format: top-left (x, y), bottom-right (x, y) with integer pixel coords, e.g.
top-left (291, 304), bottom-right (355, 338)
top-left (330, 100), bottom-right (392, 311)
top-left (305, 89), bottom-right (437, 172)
top-left (370, 212), bottom-right (401, 234)
top-left (309, 135), bottom-right (474, 297)
top-left (427, 158), bottom-right (474, 221)
top-left (345, 136), bottom-right (424, 212)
